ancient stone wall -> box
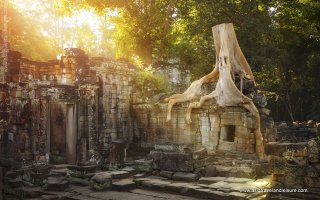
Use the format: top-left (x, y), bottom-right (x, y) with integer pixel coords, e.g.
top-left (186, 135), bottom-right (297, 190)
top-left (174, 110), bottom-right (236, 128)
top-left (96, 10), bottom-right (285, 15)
top-left (132, 101), bottom-right (275, 154)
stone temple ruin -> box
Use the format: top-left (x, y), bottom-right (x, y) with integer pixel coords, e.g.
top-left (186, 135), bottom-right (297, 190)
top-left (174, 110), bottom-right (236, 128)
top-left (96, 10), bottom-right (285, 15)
top-left (0, 23), bottom-right (320, 200)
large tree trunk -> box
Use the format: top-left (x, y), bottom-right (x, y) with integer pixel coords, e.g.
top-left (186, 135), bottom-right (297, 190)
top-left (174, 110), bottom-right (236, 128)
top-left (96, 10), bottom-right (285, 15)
top-left (165, 23), bottom-right (266, 160)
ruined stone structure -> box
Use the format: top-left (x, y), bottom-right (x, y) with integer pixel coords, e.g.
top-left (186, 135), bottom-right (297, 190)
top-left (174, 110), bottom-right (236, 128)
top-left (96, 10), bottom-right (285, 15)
top-left (0, 49), bottom-right (137, 166)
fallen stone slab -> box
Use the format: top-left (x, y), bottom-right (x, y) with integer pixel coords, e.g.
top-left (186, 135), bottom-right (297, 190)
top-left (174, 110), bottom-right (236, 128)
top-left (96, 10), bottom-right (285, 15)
top-left (112, 179), bottom-right (136, 191)
top-left (120, 166), bottom-right (137, 175)
top-left (109, 170), bottom-right (131, 179)
top-left (172, 172), bottom-right (199, 182)
top-left (191, 188), bottom-right (230, 200)
top-left (132, 177), bottom-right (153, 186)
top-left (132, 173), bottom-right (148, 179)
top-left (229, 191), bottom-right (248, 200)
top-left (208, 181), bottom-right (229, 189)
top-left (224, 177), bottom-right (252, 183)
top-left (141, 179), bottom-right (170, 191)
top-left (166, 182), bottom-right (190, 192)
top-left (50, 170), bottom-right (67, 177)
top-left (159, 170), bottom-right (174, 179)
top-left (46, 177), bottom-right (69, 191)
top-left (198, 177), bottom-right (226, 185)
top-left (90, 172), bottom-right (112, 191)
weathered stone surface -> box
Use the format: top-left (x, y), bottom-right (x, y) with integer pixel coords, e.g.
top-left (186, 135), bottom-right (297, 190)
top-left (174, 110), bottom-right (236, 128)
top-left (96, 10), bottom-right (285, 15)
top-left (172, 172), bottom-right (199, 182)
top-left (152, 151), bottom-right (193, 172)
top-left (132, 173), bottom-right (148, 179)
top-left (208, 181), bottom-right (228, 189)
top-left (224, 177), bottom-right (252, 183)
top-left (109, 171), bottom-right (131, 179)
top-left (16, 187), bottom-right (42, 198)
top-left (120, 166), bottom-right (137, 175)
top-left (193, 159), bottom-right (206, 169)
top-left (134, 159), bottom-right (153, 172)
top-left (193, 148), bottom-right (208, 160)
top-left (112, 179), bottom-right (136, 191)
top-left (229, 191), bottom-right (248, 200)
top-left (8, 178), bottom-right (23, 188)
top-left (198, 177), bottom-right (226, 185)
top-left (90, 172), bottom-right (112, 190)
top-left (159, 170), bottom-right (174, 179)
top-left (204, 165), bottom-right (216, 177)
top-left (46, 177), bottom-right (69, 191)
top-left (67, 176), bottom-right (90, 186)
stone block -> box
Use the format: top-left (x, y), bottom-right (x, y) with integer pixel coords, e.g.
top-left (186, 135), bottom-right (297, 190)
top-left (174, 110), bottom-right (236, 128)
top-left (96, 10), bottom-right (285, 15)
top-left (90, 172), bottom-right (112, 191)
top-left (132, 173), bottom-right (148, 179)
top-left (120, 166), bottom-right (137, 176)
top-left (204, 165), bottom-right (216, 177)
top-left (134, 159), bottom-right (153, 172)
top-left (112, 179), bottom-right (136, 191)
top-left (194, 159), bottom-right (206, 169)
top-left (208, 181), bottom-right (229, 189)
top-left (46, 177), bottom-right (69, 191)
top-left (235, 126), bottom-right (248, 138)
top-left (67, 176), bottom-right (90, 186)
top-left (243, 116), bottom-right (257, 129)
top-left (193, 148), bottom-right (208, 160)
top-left (224, 177), bottom-right (252, 183)
top-left (159, 170), bottom-right (174, 179)
top-left (109, 171), bottom-right (131, 179)
top-left (198, 177), bottom-right (226, 185)
top-left (152, 151), bottom-right (193, 172)
top-left (221, 112), bottom-right (242, 126)
top-left (172, 172), bottom-right (199, 182)
top-left (229, 191), bottom-right (248, 199)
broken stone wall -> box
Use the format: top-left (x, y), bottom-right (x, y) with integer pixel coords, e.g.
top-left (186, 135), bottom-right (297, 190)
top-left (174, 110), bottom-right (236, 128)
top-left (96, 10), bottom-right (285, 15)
top-left (131, 102), bottom-right (275, 154)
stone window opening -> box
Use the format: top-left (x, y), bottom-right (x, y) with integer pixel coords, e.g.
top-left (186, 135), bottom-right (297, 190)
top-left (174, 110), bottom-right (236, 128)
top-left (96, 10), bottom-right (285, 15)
top-left (223, 125), bottom-right (235, 142)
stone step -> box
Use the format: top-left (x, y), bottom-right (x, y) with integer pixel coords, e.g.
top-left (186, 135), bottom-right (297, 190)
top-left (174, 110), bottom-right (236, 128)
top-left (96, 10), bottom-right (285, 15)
top-left (198, 177), bottom-right (254, 185)
top-left (112, 179), bottom-right (136, 191)
top-left (26, 194), bottom-right (59, 200)
top-left (46, 177), bottom-right (69, 191)
top-left (172, 172), bottom-right (199, 182)
top-left (214, 165), bottom-right (254, 178)
top-left (135, 177), bottom-right (269, 200)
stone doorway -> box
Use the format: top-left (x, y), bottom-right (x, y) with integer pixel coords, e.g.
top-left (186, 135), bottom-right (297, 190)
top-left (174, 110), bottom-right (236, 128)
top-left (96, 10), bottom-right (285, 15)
top-left (223, 125), bottom-right (235, 142)
top-left (49, 102), bottom-right (77, 164)
top-left (218, 125), bottom-right (236, 151)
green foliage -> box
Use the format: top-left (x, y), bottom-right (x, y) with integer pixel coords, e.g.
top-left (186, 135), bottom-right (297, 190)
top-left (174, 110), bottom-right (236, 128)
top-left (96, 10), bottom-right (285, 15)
top-left (135, 71), bottom-right (170, 95)
top-left (1, 3), bottom-right (57, 60)
top-left (5, 0), bottom-right (320, 121)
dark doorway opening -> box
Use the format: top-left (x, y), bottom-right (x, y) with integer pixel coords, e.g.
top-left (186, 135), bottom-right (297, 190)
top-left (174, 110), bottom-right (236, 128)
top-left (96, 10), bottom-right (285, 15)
top-left (224, 125), bottom-right (235, 142)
